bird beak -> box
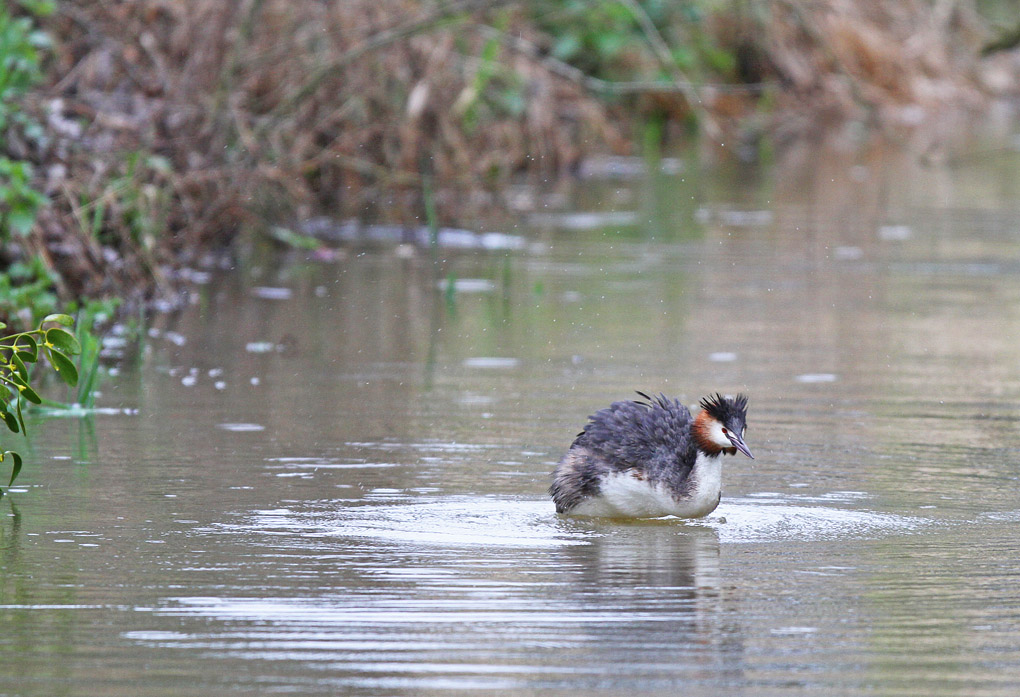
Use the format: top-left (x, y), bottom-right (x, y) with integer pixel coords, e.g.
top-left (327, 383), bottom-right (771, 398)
top-left (727, 432), bottom-right (754, 459)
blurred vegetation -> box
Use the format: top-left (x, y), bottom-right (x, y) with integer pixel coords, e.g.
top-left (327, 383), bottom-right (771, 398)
top-left (1, 1), bottom-right (57, 329)
top-left (0, 0), bottom-right (1016, 315)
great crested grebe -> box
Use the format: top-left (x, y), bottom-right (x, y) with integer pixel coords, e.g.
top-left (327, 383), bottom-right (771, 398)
top-left (550, 392), bottom-right (753, 518)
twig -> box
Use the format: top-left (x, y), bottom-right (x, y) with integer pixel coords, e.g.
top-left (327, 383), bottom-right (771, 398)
top-left (297, 153), bottom-right (423, 187)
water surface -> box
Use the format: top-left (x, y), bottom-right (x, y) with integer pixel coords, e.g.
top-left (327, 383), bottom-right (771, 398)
top-left (5, 141), bottom-right (1020, 695)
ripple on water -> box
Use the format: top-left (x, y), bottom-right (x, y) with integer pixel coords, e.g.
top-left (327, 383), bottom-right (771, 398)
top-left (219, 494), bottom-right (927, 549)
top-left (711, 497), bottom-right (927, 543)
top-left (249, 498), bottom-right (579, 548)
top-left (265, 457), bottom-right (400, 469)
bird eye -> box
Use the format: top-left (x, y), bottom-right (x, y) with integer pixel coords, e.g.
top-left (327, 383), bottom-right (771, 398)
top-left (721, 427), bottom-right (728, 435)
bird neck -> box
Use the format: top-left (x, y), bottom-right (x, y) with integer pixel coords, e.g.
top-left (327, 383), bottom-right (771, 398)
top-left (692, 410), bottom-right (736, 457)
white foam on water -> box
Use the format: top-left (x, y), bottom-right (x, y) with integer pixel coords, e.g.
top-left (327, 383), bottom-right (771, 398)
top-left (303, 498), bottom-right (575, 549)
top-left (217, 494), bottom-right (928, 549)
top-left (708, 497), bottom-right (927, 543)
top-left (795, 372), bottom-right (838, 383)
top-left (708, 352), bottom-right (738, 362)
top-left (462, 357), bottom-right (520, 369)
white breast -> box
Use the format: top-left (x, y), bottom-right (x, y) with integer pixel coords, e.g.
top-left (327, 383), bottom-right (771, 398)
top-left (569, 452), bottom-right (723, 519)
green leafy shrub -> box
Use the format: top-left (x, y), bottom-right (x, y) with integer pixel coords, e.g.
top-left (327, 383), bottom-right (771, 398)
top-left (0, 2), bottom-right (52, 134)
top-left (0, 157), bottom-right (47, 237)
top-left (532, 0), bottom-right (740, 84)
top-left (1, 2), bottom-right (53, 240)
top-left (0, 313), bottom-right (79, 496)
top-left (0, 256), bottom-right (59, 327)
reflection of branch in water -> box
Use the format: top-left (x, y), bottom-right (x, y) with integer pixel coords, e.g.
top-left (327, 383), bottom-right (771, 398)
top-left (75, 415), bottom-right (99, 464)
top-left (424, 283), bottom-right (442, 393)
top-left (0, 497), bottom-right (22, 570)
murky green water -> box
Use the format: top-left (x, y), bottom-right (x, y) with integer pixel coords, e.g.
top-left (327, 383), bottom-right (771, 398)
top-left (5, 140), bottom-right (1020, 695)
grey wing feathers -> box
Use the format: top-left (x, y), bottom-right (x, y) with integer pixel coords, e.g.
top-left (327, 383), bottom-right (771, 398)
top-left (573, 394), bottom-right (693, 472)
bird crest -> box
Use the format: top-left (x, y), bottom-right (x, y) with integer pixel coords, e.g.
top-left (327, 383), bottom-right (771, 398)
top-left (698, 393), bottom-right (748, 426)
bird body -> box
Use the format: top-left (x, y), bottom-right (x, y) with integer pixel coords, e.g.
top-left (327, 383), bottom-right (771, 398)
top-left (550, 392), bottom-right (753, 519)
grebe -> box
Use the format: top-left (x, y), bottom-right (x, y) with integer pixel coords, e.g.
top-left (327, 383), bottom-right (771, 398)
top-left (550, 392), bottom-right (753, 518)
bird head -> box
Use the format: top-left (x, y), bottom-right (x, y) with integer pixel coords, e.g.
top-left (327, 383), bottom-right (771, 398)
top-left (695, 393), bottom-right (754, 459)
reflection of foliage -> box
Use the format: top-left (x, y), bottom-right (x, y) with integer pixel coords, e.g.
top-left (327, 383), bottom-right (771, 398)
top-left (0, 313), bottom-right (80, 496)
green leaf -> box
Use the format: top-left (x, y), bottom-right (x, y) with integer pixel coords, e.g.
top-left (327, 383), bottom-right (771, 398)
top-left (594, 32), bottom-right (628, 60)
top-left (11, 353), bottom-right (28, 382)
top-left (552, 33), bottom-right (582, 60)
top-left (9, 208), bottom-right (37, 236)
top-left (41, 313), bottom-right (74, 327)
top-left (0, 407), bottom-right (19, 433)
top-left (20, 0), bottom-right (56, 17)
top-left (45, 327), bottom-right (81, 354)
top-left (3, 451), bottom-right (23, 487)
top-left (13, 334), bottom-right (38, 362)
top-left (75, 332), bottom-right (100, 408)
top-left (268, 226), bottom-right (321, 250)
top-left (46, 348), bottom-right (78, 387)
top-left (18, 383), bottom-right (41, 405)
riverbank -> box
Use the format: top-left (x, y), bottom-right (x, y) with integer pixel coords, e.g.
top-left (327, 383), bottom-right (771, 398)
top-left (4, 0), bottom-right (1020, 320)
